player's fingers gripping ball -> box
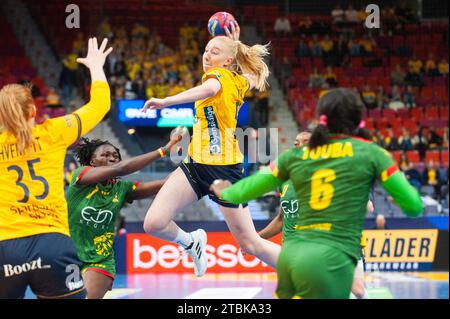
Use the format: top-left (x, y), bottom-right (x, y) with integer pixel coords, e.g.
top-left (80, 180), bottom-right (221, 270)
top-left (208, 11), bottom-right (239, 37)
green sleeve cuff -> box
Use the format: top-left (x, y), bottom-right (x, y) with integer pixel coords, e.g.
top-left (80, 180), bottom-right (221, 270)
top-left (382, 171), bottom-right (423, 217)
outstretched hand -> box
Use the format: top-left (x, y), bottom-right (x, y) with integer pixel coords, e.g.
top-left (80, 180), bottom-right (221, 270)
top-left (142, 97), bottom-right (168, 112)
top-left (76, 37), bottom-right (113, 69)
top-left (224, 21), bottom-right (240, 41)
top-left (165, 126), bottom-right (188, 153)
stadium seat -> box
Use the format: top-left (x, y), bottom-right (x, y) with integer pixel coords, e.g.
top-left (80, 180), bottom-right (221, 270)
top-left (425, 150), bottom-right (440, 165)
top-left (406, 150), bottom-right (420, 164)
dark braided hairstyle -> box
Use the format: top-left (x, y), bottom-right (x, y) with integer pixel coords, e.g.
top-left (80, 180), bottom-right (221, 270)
top-left (309, 88), bottom-right (371, 149)
top-left (73, 137), bottom-right (122, 166)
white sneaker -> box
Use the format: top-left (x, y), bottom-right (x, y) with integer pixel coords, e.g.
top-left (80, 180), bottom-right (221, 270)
top-left (185, 229), bottom-right (207, 277)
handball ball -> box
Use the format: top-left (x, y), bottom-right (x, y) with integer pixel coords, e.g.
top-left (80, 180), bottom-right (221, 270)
top-left (208, 12), bottom-right (238, 37)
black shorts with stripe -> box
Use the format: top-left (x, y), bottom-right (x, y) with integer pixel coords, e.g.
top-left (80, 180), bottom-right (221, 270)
top-left (0, 233), bottom-right (86, 299)
top-left (180, 158), bottom-right (248, 208)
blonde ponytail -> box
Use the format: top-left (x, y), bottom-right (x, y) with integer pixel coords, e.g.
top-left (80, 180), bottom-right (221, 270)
top-left (213, 37), bottom-right (270, 91)
top-left (0, 84), bottom-right (35, 154)
top-left (234, 41), bottom-right (270, 91)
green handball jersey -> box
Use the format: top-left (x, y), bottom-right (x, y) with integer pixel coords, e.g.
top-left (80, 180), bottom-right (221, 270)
top-left (67, 166), bottom-right (137, 265)
top-left (279, 181), bottom-right (299, 241)
top-left (222, 136), bottom-right (422, 262)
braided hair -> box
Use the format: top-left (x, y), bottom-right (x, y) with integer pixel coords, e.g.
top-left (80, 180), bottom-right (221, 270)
top-left (73, 137), bottom-right (122, 166)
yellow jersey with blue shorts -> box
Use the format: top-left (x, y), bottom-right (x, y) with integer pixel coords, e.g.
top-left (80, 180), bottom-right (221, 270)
top-left (188, 67), bottom-right (249, 165)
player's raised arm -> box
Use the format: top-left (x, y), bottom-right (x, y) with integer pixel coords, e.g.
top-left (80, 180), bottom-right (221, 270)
top-left (75, 127), bottom-right (185, 186)
top-left (142, 78), bottom-right (221, 111)
top-left (70, 38), bottom-right (113, 138)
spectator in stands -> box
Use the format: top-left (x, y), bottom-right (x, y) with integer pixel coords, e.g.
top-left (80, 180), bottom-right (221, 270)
top-left (360, 35), bottom-right (376, 56)
top-left (97, 18), bottom-right (112, 39)
top-left (64, 161), bottom-right (78, 188)
top-left (72, 32), bottom-right (85, 53)
top-left (399, 152), bottom-right (410, 171)
top-left (403, 85), bottom-right (417, 108)
top-left (388, 85), bottom-right (405, 111)
top-left (408, 54), bottom-right (423, 75)
top-left (412, 126), bottom-right (428, 160)
top-left (427, 126), bottom-right (443, 150)
top-left (382, 6), bottom-right (398, 29)
top-left (384, 128), bottom-right (400, 151)
top-left (331, 4), bottom-right (345, 24)
top-left (361, 85), bottom-right (377, 109)
top-left (344, 4), bottom-right (359, 25)
top-left (308, 67), bottom-right (325, 89)
top-left (280, 56), bottom-right (293, 80)
top-left (297, 16), bottom-right (313, 34)
top-left (376, 86), bottom-right (388, 109)
top-left (395, 0), bottom-right (417, 23)
top-left (309, 34), bottom-right (322, 56)
top-left (425, 53), bottom-right (439, 76)
top-left (374, 214), bottom-right (388, 229)
top-left (46, 87), bottom-right (60, 106)
top-left (438, 58), bottom-right (449, 77)
top-left (404, 162), bottom-right (423, 190)
top-left (399, 128), bottom-right (414, 151)
top-left (422, 160), bottom-right (440, 197)
top-left (296, 37), bottom-right (310, 57)
top-left (274, 14), bottom-right (292, 36)
top-left (58, 54), bottom-right (77, 107)
top-left (320, 35), bottom-right (334, 57)
top-left (391, 64), bottom-right (406, 86)
top-left (323, 66), bottom-right (338, 87)
top-left (348, 37), bottom-right (361, 56)
top-left (373, 129), bottom-right (387, 148)
top-left (131, 22), bottom-right (150, 39)
top-left (442, 127), bottom-right (449, 149)
top-left (406, 55), bottom-right (423, 86)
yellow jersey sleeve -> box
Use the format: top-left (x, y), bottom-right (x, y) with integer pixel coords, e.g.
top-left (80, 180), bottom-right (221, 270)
top-left (50, 81), bottom-right (111, 147)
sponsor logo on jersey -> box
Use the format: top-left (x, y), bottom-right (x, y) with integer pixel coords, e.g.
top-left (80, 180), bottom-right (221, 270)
top-left (204, 106), bottom-right (221, 155)
top-left (3, 257), bottom-right (51, 278)
top-left (80, 206), bottom-right (114, 229)
top-left (280, 200), bottom-right (299, 218)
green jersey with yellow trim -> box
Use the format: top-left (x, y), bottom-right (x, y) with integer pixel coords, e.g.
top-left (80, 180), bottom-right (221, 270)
top-left (271, 136), bottom-right (399, 261)
top-left (67, 166), bottom-right (137, 264)
top-left (220, 135), bottom-right (422, 261)
top-left (279, 181), bottom-right (299, 241)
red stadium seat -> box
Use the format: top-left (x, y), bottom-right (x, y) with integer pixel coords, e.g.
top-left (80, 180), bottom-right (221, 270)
top-left (391, 150), bottom-right (402, 164)
top-left (410, 108), bottom-right (423, 119)
top-left (397, 108), bottom-right (410, 119)
top-left (425, 107), bottom-right (439, 120)
top-left (406, 151), bottom-right (420, 164)
top-left (382, 109), bottom-right (397, 120)
top-left (424, 150), bottom-right (440, 165)
top-left (439, 107), bottom-right (448, 120)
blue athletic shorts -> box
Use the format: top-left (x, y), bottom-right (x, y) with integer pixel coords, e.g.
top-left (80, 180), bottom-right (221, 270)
top-left (180, 158), bottom-right (248, 208)
top-left (0, 233), bottom-right (86, 299)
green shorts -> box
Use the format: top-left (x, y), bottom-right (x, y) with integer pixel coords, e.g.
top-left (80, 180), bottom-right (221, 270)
top-left (276, 239), bottom-right (355, 299)
top-left (81, 257), bottom-right (116, 280)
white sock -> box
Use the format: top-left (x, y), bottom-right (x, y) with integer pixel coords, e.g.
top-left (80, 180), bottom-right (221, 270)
top-left (174, 228), bottom-right (193, 249)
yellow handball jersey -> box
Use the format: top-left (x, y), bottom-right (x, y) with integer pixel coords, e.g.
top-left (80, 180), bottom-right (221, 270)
top-left (0, 81), bottom-right (110, 241)
top-left (188, 67), bottom-right (250, 165)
